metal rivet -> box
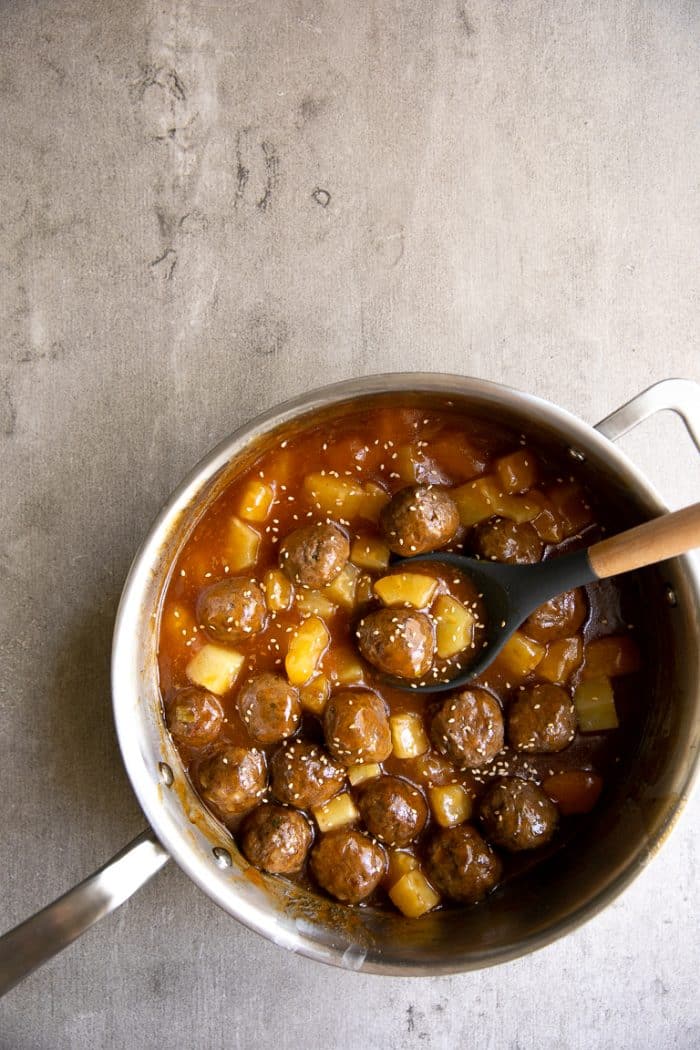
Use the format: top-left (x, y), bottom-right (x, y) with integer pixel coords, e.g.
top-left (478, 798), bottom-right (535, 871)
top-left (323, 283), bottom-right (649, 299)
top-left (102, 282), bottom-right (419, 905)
top-left (665, 585), bottom-right (677, 607)
top-left (212, 847), bottom-right (232, 868)
top-left (568, 447), bottom-right (586, 462)
top-left (158, 762), bottom-right (174, 786)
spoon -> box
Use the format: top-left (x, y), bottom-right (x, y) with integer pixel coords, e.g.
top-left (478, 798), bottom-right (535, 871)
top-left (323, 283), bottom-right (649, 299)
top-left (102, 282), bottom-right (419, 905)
top-left (389, 501), bottom-right (700, 693)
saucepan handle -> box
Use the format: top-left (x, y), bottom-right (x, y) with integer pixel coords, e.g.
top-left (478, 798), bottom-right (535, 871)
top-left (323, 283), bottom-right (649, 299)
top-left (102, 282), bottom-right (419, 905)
top-left (595, 377), bottom-right (700, 453)
top-left (0, 829), bottom-right (169, 997)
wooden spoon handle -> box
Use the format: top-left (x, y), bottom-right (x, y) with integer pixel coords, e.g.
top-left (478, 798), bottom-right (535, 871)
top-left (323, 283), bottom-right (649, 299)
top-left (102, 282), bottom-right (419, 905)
top-left (588, 501), bottom-right (700, 580)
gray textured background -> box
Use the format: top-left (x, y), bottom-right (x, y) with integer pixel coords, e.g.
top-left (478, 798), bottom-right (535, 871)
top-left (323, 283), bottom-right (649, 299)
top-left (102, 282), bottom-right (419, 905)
top-left (1, 1), bottom-right (699, 1047)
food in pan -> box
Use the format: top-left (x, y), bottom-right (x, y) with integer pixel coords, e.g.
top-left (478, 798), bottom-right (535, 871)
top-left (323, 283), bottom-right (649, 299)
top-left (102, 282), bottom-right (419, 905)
top-left (158, 399), bottom-right (642, 917)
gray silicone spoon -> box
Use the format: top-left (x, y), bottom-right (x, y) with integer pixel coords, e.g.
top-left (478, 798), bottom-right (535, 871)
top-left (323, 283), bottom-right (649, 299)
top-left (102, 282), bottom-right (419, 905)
top-left (384, 501), bottom-right (700, 693)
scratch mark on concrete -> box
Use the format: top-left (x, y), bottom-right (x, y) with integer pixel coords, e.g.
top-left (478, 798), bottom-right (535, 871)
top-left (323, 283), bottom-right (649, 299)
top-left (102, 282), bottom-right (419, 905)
top-left (256, 141), bottom-right (279, 212)
top-left (149, 248), bottom-right (177, 280)
top-left (1, 380), bottom-right (16, 436)
top-left (130, 64), bottom-right (187, 104)
top-left (312, 187), bottom-right (331, 208)
top-left (234, 130), bottom-right (249, 208)
top-left (457, 4), bottom-right (477, 36)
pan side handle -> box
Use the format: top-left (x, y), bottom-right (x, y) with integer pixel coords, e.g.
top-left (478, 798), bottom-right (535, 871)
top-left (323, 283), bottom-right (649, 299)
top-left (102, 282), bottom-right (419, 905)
top-left (0, 829), bottom-right (169, 997)
top-left (595, 378), bottom-right (700, 452)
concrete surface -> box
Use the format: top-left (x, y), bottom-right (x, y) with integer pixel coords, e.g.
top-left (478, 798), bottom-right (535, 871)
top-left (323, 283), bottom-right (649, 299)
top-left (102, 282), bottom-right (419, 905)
top-left (1, 1), bottom-right (699, 1047)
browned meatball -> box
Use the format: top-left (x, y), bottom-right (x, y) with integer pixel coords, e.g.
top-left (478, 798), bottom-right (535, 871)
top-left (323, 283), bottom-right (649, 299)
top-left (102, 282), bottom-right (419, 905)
top-left (523, 589), bottom-right (588, 643)
top-left (471, 517), bottom-right (544, 565)
top-left (356, 608), bottom-right (435, 680)
top-left (279, 522), bottom-right (349, 588)
top-left (165, 686), bottom-right (223, 748)
top-left (197, 578), bottom-right (267, 643)
top-left (479, 777), bottom-right (558, 851)
top-left (357, 776), bottom-right (428, 847)
top-left (310, 829), bottom-right (387, 903)
top-left (270, 741), bottom-right (346, 809)
top-left (198, 746), bottom-right (267, 819)
top-left (324, 689), bottom-right (393, 766)
top-left (431, 689), bottom-right (504, 768)
top-left (380, 485), bottom-right (460, 555)
top-left (507, 683), bottom-right (577, 753)
top-left (425, 825), bottom-right (502, 903)
top-left (240, 804), bottom-right (313, 874)
top-left (236, 673), bottom-right (301, 745)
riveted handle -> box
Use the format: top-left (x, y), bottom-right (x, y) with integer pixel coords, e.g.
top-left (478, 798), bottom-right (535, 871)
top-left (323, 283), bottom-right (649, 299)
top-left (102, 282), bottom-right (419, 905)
top-left (595, 378), bottom-right (700, 452)
top-left (588, 502), bottom-right (700, 580)
top-left (0, 830), bottom-right (169, 997)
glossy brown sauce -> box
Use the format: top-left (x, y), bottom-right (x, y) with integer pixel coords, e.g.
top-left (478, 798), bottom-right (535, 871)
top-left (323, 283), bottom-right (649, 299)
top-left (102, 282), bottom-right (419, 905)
top-left (157, 398), bottom-right (645, 913)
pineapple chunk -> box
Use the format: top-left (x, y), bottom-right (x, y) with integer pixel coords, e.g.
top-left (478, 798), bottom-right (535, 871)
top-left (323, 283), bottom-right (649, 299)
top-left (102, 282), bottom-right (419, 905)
top-left (186, 643), bottom-right (244, 695)
top-left (434, 595), bottom-right (475, 658)
top-left (322, 563), bottom-right (360, 609)
top-left (266, 449), bottom-right (293, 487)
top-left (497, 631), bottom-right (545, 681)
top-left (238, 478), bottom-right (275, 522)
top-left (390, 712), bottom-right (429, 759)
top-left (355, 573), bottom-right (376, 608)
top-left (389, 869), bottom-right (440, 918)
top-left (581, 635), bottom-right (641, 679)
top-left (296, 590), bottom-right (338, 618)
top-left (538, 636), bottom-right (583, 684)
top-left (452, 475), bottom-right (539, 526)
top-left (496, 450), bottom-right (537, 494)
top-left (574, 677), bottom-right (618, 731)
top-left (386, 850), bottom-right (419, 886)
top-left (299, 674), bottom-right (331, 716)
top-left (495, 492), bottom-right (540, 524)
top-left (226, 517), bottom-right (261, 571)
top-left (303, 473), bottom-right (365, 517)
top-left (374, 572), bottom-right (438, 609)
top-left (312, 792), bottom-right (358, 833)
top-left (528, 492), bottom-right (566, 544)
top-left (263, 568), bottom-right (294, 612)
top-left (160, 602), bottom-right (197, 650)
top-left (395, 444), bottom-right (422, 484)
top-left (359, 482), bottom-right (390, 522)
top-left (348, 762), bottom-right (382, 786)
top-left (429, 784), bottom-right (472, 828)
top-left (547, 484), bottom-right (594, 538)
top-left (543, 771), bottom-right (603, 815)
top-left (327, 647), bottom-right (365, 686)
top-left (350, 535), bottom-right (391, 572)
top-left (452, 476), bottom-right (501, 526)
top-left (285, 616), bottom-right (330, 685)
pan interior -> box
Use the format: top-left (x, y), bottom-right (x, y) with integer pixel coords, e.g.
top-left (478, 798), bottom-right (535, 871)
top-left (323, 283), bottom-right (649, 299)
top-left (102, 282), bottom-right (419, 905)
top-left (112, 377), bottom-right (700, 974)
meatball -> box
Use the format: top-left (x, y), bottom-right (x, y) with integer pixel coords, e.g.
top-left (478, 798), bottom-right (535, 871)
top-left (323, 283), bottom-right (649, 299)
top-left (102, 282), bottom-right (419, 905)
top-left (425, 825), bottom-right (502, 903)
top-left (270, 741), bottom-right (346, 809)
top-left (431, 689), bottom-right (504, 768)
top-left (240, 804), bottom-right (313, 874)
top-left (523, 589), bottom-right (588, 643)
top-left (380, 485), bottom-right (460, 556)
top-left (479, 777), bottom-right (559, 851)
top-left (471, 517), bottom-right (544, 565)
top-left (165, 686), bottom-right (223, 748)
top-left (310, 829), bottom-right (387, 903)
top-left (356, 608), bottom-right (435, 680)
top-left (236, 673), bottom-right (301, 745)
top-left (197, 578), bottom-right (267, 643)
top-left (357, 776), bottom-right (428, 847)
top-left (198, 746), bottom-right (267, 819)
top-left (279, 522), bottom-right (349, 589)
top-left (323, 689), bottom-right (393, 766)
top-left (507, 683), bottom-right (577, 753)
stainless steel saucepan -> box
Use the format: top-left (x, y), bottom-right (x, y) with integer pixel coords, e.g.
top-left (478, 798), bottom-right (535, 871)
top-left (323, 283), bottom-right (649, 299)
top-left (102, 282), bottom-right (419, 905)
top-left (1, 374), bottom-right (699, 992)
